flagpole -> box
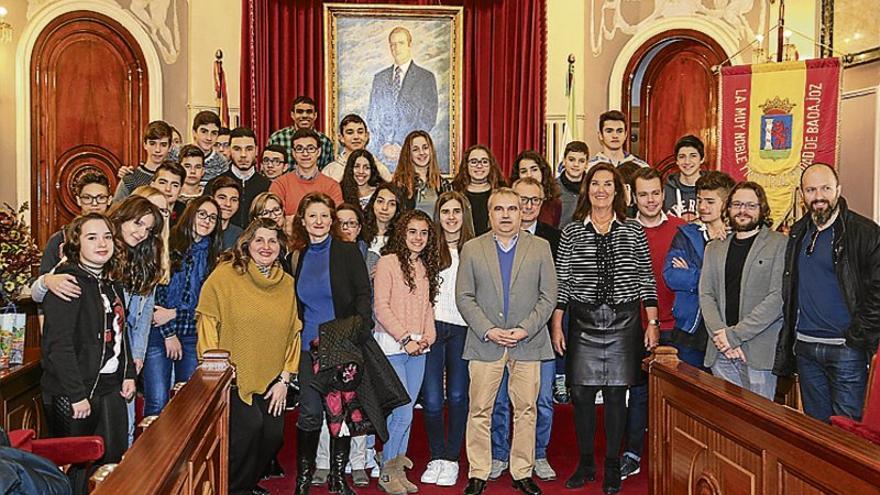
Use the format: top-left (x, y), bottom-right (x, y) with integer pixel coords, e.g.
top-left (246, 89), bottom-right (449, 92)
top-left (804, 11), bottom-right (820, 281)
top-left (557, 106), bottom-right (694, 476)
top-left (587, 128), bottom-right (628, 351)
top-left (776, 0), bottom-right (786, 62)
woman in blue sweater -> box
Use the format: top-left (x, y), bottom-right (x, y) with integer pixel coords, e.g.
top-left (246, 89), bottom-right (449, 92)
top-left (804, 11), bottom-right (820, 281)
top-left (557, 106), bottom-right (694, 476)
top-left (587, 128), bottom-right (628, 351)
top-left (144, 196), bottom-right (222, 416)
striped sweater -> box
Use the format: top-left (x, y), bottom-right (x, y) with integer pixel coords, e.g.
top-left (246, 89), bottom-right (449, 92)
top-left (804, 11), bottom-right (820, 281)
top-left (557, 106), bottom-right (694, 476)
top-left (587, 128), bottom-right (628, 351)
top-left (556, 216), bottom-right (658, 309)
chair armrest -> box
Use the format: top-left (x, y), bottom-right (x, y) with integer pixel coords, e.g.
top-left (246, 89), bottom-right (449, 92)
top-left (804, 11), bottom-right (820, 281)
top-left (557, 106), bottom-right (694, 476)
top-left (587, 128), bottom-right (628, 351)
top-left (8, 429), bottom-right (36, 450)
top-left (31, 436), bottom-right (105, 465)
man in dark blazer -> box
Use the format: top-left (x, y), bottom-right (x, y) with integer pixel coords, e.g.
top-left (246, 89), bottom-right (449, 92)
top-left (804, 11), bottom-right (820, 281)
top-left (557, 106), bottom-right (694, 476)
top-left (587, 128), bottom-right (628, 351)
top-left (456, 188), bottom-right (558, 495)
top-left (367, 26), bottom-right (438, 167)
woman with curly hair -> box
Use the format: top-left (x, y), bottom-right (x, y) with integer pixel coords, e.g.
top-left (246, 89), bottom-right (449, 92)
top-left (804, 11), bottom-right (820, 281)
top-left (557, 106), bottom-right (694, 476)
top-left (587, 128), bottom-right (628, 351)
top-left (41, 213), bottom-right (135, 490)
top-left (362, 182), bottom-right (404, 275)
top-left (373, 209), bottom-right (440, 494)
top-left (341, 149), bottom-right (384, 210)
top-left (392, 130), bottom-right (452, 216)
top-left (452, 145), bottom-right (507, 235)
top-left (510, 150), bottom-right (563, 227)
top-left (197, 218), bottom-right (301, 494)
top-left (145, 197), bottom-right (223, 417)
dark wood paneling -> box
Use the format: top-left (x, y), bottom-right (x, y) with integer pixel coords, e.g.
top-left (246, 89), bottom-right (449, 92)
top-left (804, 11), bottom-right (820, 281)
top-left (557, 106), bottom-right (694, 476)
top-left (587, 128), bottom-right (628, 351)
top-left (30, 11), bottom-right (148, 246)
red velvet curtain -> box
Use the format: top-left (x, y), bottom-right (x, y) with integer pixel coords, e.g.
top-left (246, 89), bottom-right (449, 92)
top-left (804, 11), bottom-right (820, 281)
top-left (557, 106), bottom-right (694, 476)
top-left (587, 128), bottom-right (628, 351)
top-left (241, 0), bottom-right (546, 176)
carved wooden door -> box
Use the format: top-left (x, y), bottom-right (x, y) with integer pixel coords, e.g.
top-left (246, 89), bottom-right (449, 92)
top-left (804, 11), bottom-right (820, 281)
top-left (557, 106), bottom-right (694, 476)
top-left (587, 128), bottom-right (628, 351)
top-left (30, 11), bottom-right (148, 246)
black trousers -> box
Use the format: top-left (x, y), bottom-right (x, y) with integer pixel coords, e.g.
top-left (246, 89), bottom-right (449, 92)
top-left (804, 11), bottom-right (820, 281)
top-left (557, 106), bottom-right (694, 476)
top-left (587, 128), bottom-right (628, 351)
top-left (47, 381), bottom-right (128, 495)
top-left (229, 388), bottom-right (284, 495)
top-left (570, 385), bottom-right (627, 462)
top-left (295, 351), bottom-right (325, 432)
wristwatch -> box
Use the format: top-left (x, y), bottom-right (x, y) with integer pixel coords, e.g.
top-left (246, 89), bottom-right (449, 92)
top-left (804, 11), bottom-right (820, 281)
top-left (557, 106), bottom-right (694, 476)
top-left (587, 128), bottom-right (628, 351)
top-left (647, 319), bottom-right (660, 326)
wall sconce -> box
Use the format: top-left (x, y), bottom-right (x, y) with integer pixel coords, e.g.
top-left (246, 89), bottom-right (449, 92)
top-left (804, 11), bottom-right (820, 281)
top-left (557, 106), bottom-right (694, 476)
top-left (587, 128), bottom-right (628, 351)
top-left (0, 7), bottom-right (12, 44)
top-left (782, 30), bottom-right (799, 62)
top-left (753, 34), bottom-right (768, 64)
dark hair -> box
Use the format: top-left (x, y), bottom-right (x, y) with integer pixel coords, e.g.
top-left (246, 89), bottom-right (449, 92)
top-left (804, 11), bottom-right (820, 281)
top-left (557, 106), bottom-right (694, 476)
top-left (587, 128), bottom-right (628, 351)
top-left (452, 145), bottom-right (506, 192)
top-left (726, 181), bottom-right (773, 228)
top-left (289, 193), bottom-right (338, 252)
top-left (292, 128), bottom-right (320, 146)
top-left (74, 172), bottom-right (110, 196)
top-left (617, 162), bottom-right (642, 195)
top-left (107, 196), bottom-right (164, 295)
top-left (218, 127), bottom-right (231, 137)
top-left (800, 162), bottom-right (839, 188)
top-left (169, 197), bottom-right (223, 271)
top-left (341, 150), bottom-right (383, 207)
top-left (630, 166), bottom-right (663, 191)
top-left (230, 127), bottom-right (257, 142)
top-left (563, 141), bottom-right (589, 158)
top-left (291, 95), bottom-right (317, 111)
top-left (675, 135), bottom-right (705, 159)
top-left (263, 144), bottom-right (289, 163)
top-left (393, 130), bottom-right (443, 199)
top-left (178, 144), bottom-right (205, 162)
top-left (599, 110), bottom-right (627, 131)
top-left (170, 125), bottom-right (182, 141)
top-left (433, 191), bottom-right (475, 270)
top-left (62, 213), bottom-right (125, 280)
top-left (144, 120), bottom-right (173, 142)
top-left (336, 203), bottom-right (366, 242)
top-left (363, 183), bottom-right (404, 245)
top-left (339, 114), bottom-right (367, 134)
top-left (208, 176), bottom-right (242, 197)
top-left (573, 163), bottom-right (628, 222)
top-left (154, 161), bottom-right (186, 184)
top-left (384, 210), bottom-right (441, 305)
top-left (695, 171), bottom-right (736, 195)
top-left (220, 217), bottom-right (289, 274)
top-left (510, 150), bottom-right (561, 201)
top-left (192, 110), bottom-right (221, 131)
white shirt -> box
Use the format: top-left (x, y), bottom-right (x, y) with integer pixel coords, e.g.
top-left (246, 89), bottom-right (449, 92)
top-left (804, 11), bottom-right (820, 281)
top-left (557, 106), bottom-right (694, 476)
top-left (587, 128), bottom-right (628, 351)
top-left (393, 59), bottom-right (413, 85)
top-left (435, 247), bottom-right (466, 326)
top-left (231, 166), bottom-right (257, 182)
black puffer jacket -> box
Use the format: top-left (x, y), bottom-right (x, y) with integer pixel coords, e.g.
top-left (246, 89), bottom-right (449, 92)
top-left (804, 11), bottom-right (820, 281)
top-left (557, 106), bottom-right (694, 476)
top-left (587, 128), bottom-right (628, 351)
top-left (773, 197), bottom-right (880, 376)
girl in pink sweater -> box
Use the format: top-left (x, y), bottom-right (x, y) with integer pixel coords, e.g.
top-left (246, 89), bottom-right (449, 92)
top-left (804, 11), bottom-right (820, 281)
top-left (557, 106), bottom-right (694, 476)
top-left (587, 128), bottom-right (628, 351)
top-left (373, 209), bottom-right (440, 493)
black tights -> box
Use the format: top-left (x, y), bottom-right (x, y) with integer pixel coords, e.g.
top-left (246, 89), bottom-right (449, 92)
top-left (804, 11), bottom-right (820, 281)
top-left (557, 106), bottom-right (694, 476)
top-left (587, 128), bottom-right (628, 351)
top-left (570, 385), bottom-right (627, 463)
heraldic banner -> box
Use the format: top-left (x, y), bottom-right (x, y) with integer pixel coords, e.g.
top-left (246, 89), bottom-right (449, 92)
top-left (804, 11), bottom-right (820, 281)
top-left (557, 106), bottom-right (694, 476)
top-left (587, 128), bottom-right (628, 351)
top-left (718, 58), bottom-right (841, 228)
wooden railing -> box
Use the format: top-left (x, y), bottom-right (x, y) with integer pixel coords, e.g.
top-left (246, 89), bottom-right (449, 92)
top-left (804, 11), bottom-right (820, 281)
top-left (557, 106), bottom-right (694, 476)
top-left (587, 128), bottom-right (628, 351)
top-left (647, 346), bottom-right (880, 494)
top-left (90, 350), bottom-right (234, 494)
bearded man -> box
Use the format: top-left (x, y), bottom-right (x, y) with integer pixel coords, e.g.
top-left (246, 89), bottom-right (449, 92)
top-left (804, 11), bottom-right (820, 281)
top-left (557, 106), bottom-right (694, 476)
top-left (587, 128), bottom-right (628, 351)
top-left (773, 163), bottom-right (880, 423)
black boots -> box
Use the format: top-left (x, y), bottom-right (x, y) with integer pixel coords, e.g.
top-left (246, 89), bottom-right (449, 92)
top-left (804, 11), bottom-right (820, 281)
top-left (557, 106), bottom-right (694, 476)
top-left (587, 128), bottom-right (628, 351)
top-left (603, 458), bottom-right (621, 494)
top-left (564, 456), bottom-right (596, 488)
top-left (294, 428), bottom-right (320, 495)
top-left (328, 436), bottom-right (356, 495)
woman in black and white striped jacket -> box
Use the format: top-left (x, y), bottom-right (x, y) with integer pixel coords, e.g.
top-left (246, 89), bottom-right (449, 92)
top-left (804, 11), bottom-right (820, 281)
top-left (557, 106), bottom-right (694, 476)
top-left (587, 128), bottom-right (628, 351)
top-left (550, 163), bottom-right (658, 494)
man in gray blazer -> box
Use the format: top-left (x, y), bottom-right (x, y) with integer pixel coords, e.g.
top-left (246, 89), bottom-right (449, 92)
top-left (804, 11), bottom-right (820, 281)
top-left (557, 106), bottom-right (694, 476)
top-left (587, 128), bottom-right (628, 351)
top-left (456, 188), bottom-right (558, 495)
top-left (699, 181), bottom-right (786, 400)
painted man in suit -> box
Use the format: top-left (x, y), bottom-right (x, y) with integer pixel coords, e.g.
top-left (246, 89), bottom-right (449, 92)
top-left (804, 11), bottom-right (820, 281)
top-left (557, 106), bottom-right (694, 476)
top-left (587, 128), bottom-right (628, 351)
top-left (699, 181), bottom-right (787, 401)
top-left (456, 188), bottom-right (558, 495)
top-left (367, 26), bottom-right (439, 167)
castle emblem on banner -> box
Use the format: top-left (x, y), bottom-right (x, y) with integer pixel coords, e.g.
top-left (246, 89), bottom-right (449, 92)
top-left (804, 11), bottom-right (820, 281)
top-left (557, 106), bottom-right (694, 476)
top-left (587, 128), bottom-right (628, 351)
top-left (758, 97), bottom-right (797, 160)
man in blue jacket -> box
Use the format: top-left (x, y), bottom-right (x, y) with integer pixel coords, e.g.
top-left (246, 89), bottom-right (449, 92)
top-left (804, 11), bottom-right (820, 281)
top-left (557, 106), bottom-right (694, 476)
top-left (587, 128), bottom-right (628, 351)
top-left (664, 171), bottom-right (735, 369)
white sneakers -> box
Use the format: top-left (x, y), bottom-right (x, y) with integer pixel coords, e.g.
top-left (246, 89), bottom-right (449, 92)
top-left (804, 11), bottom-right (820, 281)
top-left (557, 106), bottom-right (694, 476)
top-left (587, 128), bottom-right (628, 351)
top-left (421, 459), bottom-right (459, 486)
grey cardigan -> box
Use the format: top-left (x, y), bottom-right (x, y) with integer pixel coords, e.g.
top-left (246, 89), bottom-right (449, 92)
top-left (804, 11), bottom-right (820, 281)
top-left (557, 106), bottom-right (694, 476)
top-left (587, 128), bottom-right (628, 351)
top-left (456, 232), bottom-right (558, 362)
top-left (699, 227), bottom-right (787, 370)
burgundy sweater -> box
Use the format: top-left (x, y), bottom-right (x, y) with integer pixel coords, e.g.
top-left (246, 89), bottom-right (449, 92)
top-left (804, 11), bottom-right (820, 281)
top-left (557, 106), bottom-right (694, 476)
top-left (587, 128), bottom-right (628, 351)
top-left (642, 215), bottom-right (686, 332)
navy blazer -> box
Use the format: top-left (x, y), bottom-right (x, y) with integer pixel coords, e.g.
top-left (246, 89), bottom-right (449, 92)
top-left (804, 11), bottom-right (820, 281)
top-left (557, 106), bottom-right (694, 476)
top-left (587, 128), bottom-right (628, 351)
top-left (367, 61), bottom-right (439, 151)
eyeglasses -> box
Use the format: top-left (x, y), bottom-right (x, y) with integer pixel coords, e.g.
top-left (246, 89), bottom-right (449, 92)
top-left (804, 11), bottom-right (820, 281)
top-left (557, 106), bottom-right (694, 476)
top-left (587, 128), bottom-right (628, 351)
top-left (262, 157), bottom-right (285, 166)
top-left (730, 201), bottom-right (760, 211)
top-left (196, 210), bottom-right (219, 223)
top-left (293, 145), bottom-right (319, 155)
top-left (519, 196), bottom-right (544, 206)
top-left (261, 207), bottom-right (283, 218)
top-left (79, 194), bottom-right (110, 205)
top-left (467, 158), bottom-right (491, 168)
top-left (340, 220), bottom-right (361, 230)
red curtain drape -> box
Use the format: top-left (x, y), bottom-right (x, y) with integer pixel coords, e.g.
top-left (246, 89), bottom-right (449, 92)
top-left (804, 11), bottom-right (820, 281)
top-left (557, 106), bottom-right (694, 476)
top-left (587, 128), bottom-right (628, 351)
top-left (241, 0), bottom-right (546, 176)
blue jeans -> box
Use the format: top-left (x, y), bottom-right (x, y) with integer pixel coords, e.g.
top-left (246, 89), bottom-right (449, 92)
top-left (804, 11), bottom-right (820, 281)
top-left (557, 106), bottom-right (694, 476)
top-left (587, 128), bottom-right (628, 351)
top-left (711, 354), bottom-right (777, 401)
top-left (385, 353), bottom-right (426, 461)
top-left (421, 322), bottom-right (469, 461)
top-left (491, 359), bottom-right (554, 460)
top-left (143, 330), bottom-right (198, 416)
top-left (795, 340), bottom-right (869, 423)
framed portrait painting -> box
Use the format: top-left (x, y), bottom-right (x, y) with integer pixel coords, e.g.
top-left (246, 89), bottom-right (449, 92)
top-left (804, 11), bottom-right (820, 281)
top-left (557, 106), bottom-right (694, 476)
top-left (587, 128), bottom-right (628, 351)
top-left (324, 3), bottom-right (464, 175)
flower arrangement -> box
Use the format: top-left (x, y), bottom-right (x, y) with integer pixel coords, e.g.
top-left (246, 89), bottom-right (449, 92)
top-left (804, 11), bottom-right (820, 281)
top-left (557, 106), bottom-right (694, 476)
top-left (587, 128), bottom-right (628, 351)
top-left (0, 203), bottom-right (41, 306)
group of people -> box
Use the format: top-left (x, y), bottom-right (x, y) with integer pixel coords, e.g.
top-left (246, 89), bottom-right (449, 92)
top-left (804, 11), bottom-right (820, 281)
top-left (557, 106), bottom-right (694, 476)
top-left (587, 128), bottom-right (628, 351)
top-left (34, 97), bottom-right (880, 495)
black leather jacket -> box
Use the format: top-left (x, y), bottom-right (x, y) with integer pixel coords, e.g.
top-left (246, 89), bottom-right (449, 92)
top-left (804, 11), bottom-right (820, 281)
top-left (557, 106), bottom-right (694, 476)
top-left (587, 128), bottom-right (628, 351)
top-left (773, 197), bottom-right (880, 376)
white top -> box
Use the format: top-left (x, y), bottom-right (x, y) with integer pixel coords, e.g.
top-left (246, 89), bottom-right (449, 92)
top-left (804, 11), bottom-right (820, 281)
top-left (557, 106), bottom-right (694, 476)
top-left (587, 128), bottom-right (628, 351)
top-left (435, 247), bottom-right (466, 326)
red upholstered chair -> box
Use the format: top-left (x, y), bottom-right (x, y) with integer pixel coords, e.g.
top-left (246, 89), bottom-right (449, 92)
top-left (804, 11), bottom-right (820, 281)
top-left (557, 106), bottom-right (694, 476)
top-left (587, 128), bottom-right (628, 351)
top-left (830, 350), bottom-right (880, 445)
top-left (8, 429), bottom-right (104, 468)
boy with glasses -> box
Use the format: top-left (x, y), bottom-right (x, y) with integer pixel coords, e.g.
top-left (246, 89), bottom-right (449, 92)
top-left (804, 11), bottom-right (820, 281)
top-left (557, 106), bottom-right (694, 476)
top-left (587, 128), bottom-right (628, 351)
top-left (214, 127), bottom-right (232, 161)
top-left (261, 145), bottom-right (289, 181)
top-left (269, 128), bottom-right (344, 231)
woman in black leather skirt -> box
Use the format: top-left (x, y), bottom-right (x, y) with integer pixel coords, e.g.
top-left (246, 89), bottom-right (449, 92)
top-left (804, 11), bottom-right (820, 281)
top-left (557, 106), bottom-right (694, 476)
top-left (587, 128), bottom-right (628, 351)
top-left (550, 163), bottom-right (659, 494)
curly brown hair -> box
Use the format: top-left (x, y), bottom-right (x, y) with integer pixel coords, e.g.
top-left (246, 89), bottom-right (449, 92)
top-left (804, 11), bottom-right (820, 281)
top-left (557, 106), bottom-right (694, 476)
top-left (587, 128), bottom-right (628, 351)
top-left (383, 209), bottom-right (442, 305)
top-left (62, 213), bottom-right (126, 281)
top-left (220, 217), bottom-right (289, 274)
top-left (726, 181), bottom-right (774, 228)
top-left (289, 192), bottom-right (338, 252)
top-left (107, 196), bottom-right (164, 295)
